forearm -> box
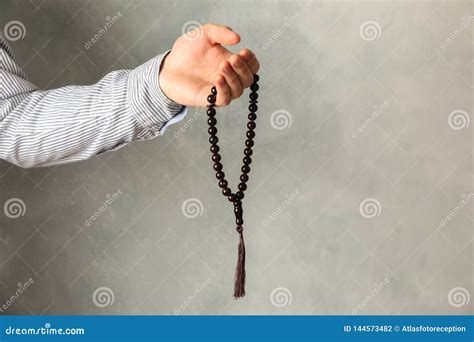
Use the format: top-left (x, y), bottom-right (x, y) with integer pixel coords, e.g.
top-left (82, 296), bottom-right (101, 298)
top-left (0, 42), bottom-right (186, 168)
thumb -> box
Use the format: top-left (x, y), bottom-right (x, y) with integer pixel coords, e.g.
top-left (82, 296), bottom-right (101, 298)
top-left (205, 24), bottom-right (241, 45)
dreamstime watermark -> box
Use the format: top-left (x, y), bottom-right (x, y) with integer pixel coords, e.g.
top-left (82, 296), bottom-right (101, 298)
top-left (351, 101), bottom-right (390, 139)
top-left (270, 287), bottom-right (292, 307)
top-left (270, 109), bottom-right (292, 130)
top-left (84, 189), bottom-right (122, 227)
top-left (181, 198), bottom-right (204, 218)
top-left (5, 323), bottom-right (85, 336)
top-left (262, 12), bottom-right (300, 50)
top-left (174, 108), bottom-right (205, 139)
top-left (438, 193), bottom-right (473, 229)
top-left (352, 278), bottom-right (389, 315)
top-left (181, 21), bottom-right (204, 41)
top-left (262, 188), bottom-right (300, 228)
top-left (174, 278), bottom-right (212, 315)
top-left (448, 287), bottom-right (470, 308)
top-left (359, 21), bottom-right (381, 41)
top-left (3, 198), bottom-right (26, 219)
top-left (3, 20), bottom-right (26, 41)
top-left (448, 110), bottom-right (470, 130)
top-left (92, 287), bottom-right (115, 308)
top-left (359, 198), bottom-right (382, 219)
top-left (84, 12), bottom-right (123, 50)
top-left (0, 278), bottom-right (34, 313)
top-left (440, 16), bottom-right (474, 50)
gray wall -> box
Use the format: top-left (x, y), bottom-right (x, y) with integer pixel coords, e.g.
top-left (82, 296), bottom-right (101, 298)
top-left (0, 0), bottom-right (472, 315)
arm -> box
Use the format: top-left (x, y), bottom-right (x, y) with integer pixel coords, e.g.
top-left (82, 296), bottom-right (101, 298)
top-left (0, 37), bottom-right (186, 168)
top-left (0, 23), bottom-right (259, 168)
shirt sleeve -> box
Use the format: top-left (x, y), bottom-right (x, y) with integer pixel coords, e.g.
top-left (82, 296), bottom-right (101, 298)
top-left (0, 36), bottom-right (188, 168)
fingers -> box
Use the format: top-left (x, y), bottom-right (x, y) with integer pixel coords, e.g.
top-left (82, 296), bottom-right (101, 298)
top-left (215, 74), bottom-right (231, 106)
top-left (213, 50), bottom-right (259, 106)
top-left (238, 48), bottom-right (260, 74)
top-left (205, 23), bottom-right (241, 45)
top-left (221, 60), bottom-right (244, 99)
top-left (228, 54), bottom-right (253, 88)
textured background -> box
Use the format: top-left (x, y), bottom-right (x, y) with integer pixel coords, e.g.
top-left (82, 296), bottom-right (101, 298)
top-left (0, 0), bottom-right (472, 315)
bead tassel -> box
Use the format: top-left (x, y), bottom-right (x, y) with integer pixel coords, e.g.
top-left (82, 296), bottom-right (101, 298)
top-left (233, 201), bottom-right (245, 298)
top-left (234, 230), bottom-right (246, 298)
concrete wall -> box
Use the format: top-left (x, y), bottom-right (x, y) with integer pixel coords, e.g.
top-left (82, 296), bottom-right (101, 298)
top-left (0, 0), bottom-right (472, 315)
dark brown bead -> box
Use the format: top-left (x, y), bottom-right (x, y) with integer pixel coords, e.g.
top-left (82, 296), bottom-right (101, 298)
top-left (244, 148), bottom-right (253, 156)
top-left (208, 117), bottom-right (217, 126)
top-left (207, 94), bottom-right (216, 103)
top-left (211, 86), bottom-right (217, 95)
top-left (246, 130), bottom-right (255, 139)
top-left (210, 144), bottom-right (219, 153)
top-left (245, 139), bottom-right (254, 148)
top-left (249, 92), bottom-right (258, 101)
top-left (228, 194), bottom-right (237, 202)
top-left (249, 104), bottom-right (258, 112)
top-left (222, 188), bottom-right (231, 196)
top-left (212, 153), bottom-right (221, 162)
top-left (219, 180), bottom-right (228, 188)
top-left (209, 136), bottom-right (218, 144)
top-left (207, 107), bottom-right (216, 116)
top-left (248, 113), bottom-right (257, 121)
top-left (238, 183), bottom-right (247, 191)
top-left (243, 156), bottom-right (251, 165)
top-left (250, 83), bottom-right (259, 92)
top-left (247, 121), bottom-right (256, 130)
top-left (236, 225), bottom-right (243, 233)
top-left (241, 165), bottom-right (250, 173)
top-left (236, 217), bottom-right (243, 225)
top-left (213, 162), bottom-right (223, 171)
top-left (236, 191), bottom-right (245, 200)
top-left (253, 74), bottom-right (259, 83)
top-left (240, 174), bottom-right (249, 182)
top-left (216, 171), bottom-right (225, 180)
top-left (208, 127), bottom-right (217, 135)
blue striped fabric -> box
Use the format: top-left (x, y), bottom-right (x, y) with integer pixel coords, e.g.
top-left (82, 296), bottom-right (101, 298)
top-left (0, 36), bottom-right (187, 168)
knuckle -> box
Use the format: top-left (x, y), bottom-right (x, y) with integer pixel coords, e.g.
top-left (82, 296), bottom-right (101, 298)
top-left (241, 78), bottom-right (251, 88)
top-left (222, 96), bottom-right (231, 106)
top-left (231, 55), bottom-right (245, 68)
top-left (244, 73), bottom-right (254, 86)
top-left (223, 62), bottom-right (233, 74)
top-left (242, 48), bottom-right (252, 56)
top-left (229, 74), bottom-right (239, 84)
top-left (252, 61), bottom-right (260, 73)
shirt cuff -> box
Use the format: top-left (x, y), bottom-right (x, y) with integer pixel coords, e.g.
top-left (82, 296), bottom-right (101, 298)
top-left (159, 106), bottom-right (188, 134)
top-left (127, 51), bottom-right (187, 132)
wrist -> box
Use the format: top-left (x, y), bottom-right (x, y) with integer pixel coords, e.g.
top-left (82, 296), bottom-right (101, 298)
top-left (158, 50), bottom-right (178, 103)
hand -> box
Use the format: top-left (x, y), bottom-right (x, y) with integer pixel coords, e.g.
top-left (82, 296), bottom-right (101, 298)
top-left (159, 23), bottom-right (260, 107)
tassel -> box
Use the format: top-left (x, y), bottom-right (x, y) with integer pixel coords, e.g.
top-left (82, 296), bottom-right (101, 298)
top-left (234, 229), bottom-right (246, 298)
top-left (233, 200), bottom-right (246, 299)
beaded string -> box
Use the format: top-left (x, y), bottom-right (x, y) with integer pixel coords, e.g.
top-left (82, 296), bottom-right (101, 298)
top-left (206, 74), bottom-right (260, 298)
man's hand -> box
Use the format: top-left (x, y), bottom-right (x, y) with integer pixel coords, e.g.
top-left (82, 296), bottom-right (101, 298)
top-left (159, 23), bottom-right (260, 107)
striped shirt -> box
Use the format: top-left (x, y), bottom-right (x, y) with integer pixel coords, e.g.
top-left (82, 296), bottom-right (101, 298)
top-left (0, 36), bottom-right (187, 168)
